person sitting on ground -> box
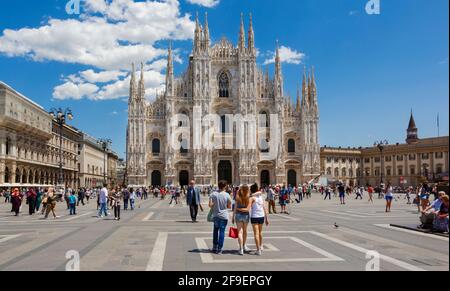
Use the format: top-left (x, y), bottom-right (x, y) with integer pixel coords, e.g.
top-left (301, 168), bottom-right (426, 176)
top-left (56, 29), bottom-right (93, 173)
top-left (433, 194), bottom-right (449, 233)
top-left (419, 191), bottom-right (445, 229)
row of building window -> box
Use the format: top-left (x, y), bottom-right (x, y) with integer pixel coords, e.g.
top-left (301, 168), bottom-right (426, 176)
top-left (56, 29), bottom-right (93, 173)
top-left (326, 157), bottom-right (361, 163)
top-left (149, 138), bottom-right (297, 154)
top-left (364, 164), bottom-right (444, 177)
top-left (327, 163), bottom-right (445, 178)
top-left (365, 152), bottom-right (445, 163)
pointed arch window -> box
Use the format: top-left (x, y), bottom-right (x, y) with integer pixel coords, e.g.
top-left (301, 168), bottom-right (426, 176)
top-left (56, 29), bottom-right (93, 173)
top-left (219, 72), bottom-right (230, 98)
top-left (288, 139), bottom-right (296, 153)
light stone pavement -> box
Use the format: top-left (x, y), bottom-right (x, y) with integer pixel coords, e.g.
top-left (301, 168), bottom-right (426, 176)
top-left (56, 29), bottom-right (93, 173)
top-left (0, 193), bottom-right (448, 271)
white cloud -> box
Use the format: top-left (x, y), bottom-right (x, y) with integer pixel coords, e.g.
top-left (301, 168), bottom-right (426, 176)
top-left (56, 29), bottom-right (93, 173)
top-left (80, 69), bottom-right (127, 83)
top-left (185, 0), bottom-right (220, 8)
top-left (0, 0), bottom-right (196, 101)
top-left (53, 82), bottom-right (99, 100)
top-left (263, 46), bottom-right (306, 65)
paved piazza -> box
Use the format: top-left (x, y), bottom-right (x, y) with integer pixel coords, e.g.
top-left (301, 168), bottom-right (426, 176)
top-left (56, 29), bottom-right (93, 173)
top-left (0, 193), bottom-right (448, 271)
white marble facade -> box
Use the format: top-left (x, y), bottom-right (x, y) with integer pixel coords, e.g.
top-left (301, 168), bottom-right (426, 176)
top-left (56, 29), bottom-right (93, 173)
top-left (127, 14), bottom-right (320, 187)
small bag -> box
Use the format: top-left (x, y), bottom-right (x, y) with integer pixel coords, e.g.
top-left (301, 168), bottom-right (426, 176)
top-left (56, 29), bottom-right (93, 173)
top-left (207, 209), bottom-right (214, 222)
top-left (229, 227), bottom-right (239, 239)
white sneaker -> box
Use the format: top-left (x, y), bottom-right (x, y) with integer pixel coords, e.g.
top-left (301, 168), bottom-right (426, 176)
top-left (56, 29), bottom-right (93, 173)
top-left (239, 249), bottom-right (244, 256)
top-left (257, 249), bottom-right (262, 256)
top-left (260, 245), bottom-right (264, 251)
top-left (244, 245), bottom-right (250, 252)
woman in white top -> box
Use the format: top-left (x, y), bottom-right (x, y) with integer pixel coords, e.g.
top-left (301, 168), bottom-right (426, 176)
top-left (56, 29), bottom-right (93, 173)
top-left (249, 183), bottom-right (269, 256)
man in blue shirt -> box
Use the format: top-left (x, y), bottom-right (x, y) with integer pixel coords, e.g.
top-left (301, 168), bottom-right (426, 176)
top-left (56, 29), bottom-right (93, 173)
top-left (69, 192), bottom-right (77, 215)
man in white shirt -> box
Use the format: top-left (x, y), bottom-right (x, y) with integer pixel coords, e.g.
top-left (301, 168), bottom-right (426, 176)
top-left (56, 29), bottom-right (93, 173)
top-left (98, 183), bottom-right (109, 218)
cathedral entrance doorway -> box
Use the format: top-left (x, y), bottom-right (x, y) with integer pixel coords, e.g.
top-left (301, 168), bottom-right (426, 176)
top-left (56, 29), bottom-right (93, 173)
top-left (261, 170), bottom-right (270, 187)
top-left (152, 171), bottom-right (162, 187)
top-left (287, 170), bottom-right (297, 187)
top-left (179, 171), bottom-right (189, 187)
top-left (218, 161), bottom-right (232, 185)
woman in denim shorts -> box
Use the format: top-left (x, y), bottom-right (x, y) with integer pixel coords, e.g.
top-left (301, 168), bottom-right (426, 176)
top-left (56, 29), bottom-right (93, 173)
top-left (232, 185), bottom-right (251, 256)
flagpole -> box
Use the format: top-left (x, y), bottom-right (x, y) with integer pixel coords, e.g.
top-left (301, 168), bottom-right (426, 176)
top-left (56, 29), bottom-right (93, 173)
top-left (437, 113), bottom-right (440, 137)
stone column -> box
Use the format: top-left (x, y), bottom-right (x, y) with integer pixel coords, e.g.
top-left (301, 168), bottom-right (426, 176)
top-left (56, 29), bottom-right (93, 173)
top-left (0, 161), bottom-right (5, 184)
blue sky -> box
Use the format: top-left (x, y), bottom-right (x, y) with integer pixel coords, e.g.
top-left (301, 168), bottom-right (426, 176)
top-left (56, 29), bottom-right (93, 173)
top-left (0, 0), bottom-right (448, 158)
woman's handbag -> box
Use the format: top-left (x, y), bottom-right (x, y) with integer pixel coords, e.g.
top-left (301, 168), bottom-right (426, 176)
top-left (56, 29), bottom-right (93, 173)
top-left (229, 226), bottom-right (239, 239)
top-left (207, 209), bottom-right (214, 222)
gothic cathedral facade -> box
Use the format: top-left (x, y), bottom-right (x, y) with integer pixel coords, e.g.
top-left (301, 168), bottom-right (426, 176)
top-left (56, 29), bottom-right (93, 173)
top-left (127, 14), bottom-right (320, 187)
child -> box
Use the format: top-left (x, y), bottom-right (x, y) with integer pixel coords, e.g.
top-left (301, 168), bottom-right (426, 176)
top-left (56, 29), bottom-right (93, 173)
top-left (69, 192), bottom-right (77, 215)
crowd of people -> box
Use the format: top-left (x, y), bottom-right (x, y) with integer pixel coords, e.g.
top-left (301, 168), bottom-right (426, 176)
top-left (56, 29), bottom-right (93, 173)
top-left (1, 179), bottom-right (448, 251)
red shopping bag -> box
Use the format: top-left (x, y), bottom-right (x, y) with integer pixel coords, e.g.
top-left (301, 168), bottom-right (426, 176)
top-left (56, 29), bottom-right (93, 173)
top-left (229, 227), bottom-right (239, 239)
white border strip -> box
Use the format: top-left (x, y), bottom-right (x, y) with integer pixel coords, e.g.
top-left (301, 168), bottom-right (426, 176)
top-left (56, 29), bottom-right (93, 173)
top-left (146, 232), bottom-right (168, 271)
top-left (374, 224), bottom-right (449, 242)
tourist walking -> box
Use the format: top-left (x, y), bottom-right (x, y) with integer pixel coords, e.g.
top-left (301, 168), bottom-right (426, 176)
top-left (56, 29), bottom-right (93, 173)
top-left (406, 187), bottom-right (413, 204)
top-left (267, 186), bottom-right (277, 214)
top-left (26, 188), bottom-right (37, 215)
top-left (11, 188), bottom-right (22, 216)
top-left (97, 183), bottom-right (109, 218)
top-left (368, 185), bottom-right (374, 203)
top-left (77, 188), bottom-right (85, 206)
top-left (44, 188), bottom-right (57, 219)
top-left (385, 183), bottom-right (394, 213)
top-left (111, 188), bottom-right (123, 221)
top-left (355, 187), bottom-right (363, 200)
top-left (250, 183), bottom-right (269, 256)
top-left (338, 183), bottom-right (346, 205)
top-left (279, 186), bottom-right (289, 214)
top-left (186, 180), bottom-right (203, 223)
top-left (123, 188), bottom-right (130, 210)
top-left (69, 192), bottom-right (77, 215)
top-left (209, 180), bottom-right (232, 255)
top-left (35, 188), bottom-right (43, 213)
top-left (324, 186), bottom-right (332, 200)
top-left (130, 188), bottom-right (136, 210)
top-left (232, 185), bottom-right (251, 255)
top-left (4, 189), bottom-right (10, 203)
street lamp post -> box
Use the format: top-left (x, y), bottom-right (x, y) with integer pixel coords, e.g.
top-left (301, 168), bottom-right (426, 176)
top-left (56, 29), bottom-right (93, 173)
top-left (49, 108), bottom-right (73, 187)
top-left (98, 138), bottom-right (112, 185)
top-left (374, 140), bottom-right (389, 187)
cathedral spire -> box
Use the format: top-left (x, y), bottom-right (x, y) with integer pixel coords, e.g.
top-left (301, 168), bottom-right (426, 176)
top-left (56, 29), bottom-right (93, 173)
top-left (296, 83), bottom-right (301, 112)
top-left (301, 66), bottom-right (309, 109)
top-left (138, 62), bottom-right (145, 101)
top-left (310, 66), bottom-right (317, 109)
top-left (129, 63), bottom-right (137, 103)
top-left (166, 42), bottom-right (174, 97)
top-left (203, 12), bottom-right (210, 49)
top-left (239, 12), bottom-right (246, 52)
top-left (274, 40), bottom-right (283, 97)
top-left (194, 12), bottom-right (201, 53)
top-left (248, 13), bottom-right (255, 51)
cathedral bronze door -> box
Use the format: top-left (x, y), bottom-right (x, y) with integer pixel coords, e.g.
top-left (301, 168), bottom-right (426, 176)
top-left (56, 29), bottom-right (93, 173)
top-left (287, 170), bottom-right (297, 187)
top-left (261, 170), bottom-right (270, 187)
top-left (152, 171), bottom-right (162, 187)
top-left (179, 171), bottom-right (189, 187)
top-left (218, 161), bottom-right (232, 185)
